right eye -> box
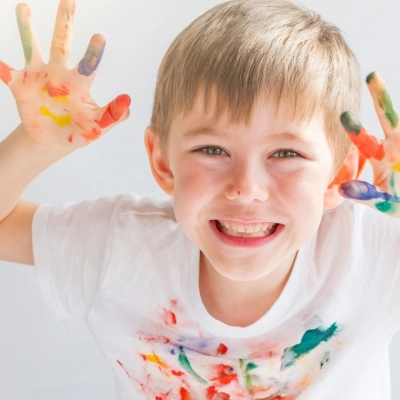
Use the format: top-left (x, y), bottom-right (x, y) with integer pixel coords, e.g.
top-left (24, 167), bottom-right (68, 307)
top-left (193, 146), bottom-right (227, 156)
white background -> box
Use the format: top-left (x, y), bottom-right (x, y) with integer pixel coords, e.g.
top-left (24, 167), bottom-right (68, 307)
top-left (0, 0), bottom-right (399, 398)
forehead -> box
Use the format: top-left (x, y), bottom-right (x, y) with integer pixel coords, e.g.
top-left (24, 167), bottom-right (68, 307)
top-left (171, 90), bottom-right (326, 139)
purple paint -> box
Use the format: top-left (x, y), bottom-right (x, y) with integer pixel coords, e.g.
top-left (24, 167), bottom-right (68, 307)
top-left (77, 41), bottom-right (105, 77)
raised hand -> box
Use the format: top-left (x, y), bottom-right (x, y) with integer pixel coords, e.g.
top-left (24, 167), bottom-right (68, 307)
top-left (339, 72), bottom-right (400, 216)
top-left (0, 0), bottom-right (131, 151)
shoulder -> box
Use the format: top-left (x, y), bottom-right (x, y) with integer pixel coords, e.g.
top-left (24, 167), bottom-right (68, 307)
top-left (116, 193), bottom-right (175, 221)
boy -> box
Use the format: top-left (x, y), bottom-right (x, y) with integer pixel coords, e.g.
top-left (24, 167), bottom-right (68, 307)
top-left (0, 0), bottom-right (399, 399)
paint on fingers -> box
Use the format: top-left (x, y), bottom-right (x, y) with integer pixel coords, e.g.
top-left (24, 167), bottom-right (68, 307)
top-left (0, 61), bottom-right (13, 85)
top-left (340, 112), bottom-right (385, 160)
top-left (339, 180), bottom-right (399, 214)
top-left (78, 34), bottom-right (106, 77)
top-left (16, 4), bottom-right (33, 64)
top-left (96, 94), bottom-right (131, 128)
top-left (367, 72), bottom-right (399, 130)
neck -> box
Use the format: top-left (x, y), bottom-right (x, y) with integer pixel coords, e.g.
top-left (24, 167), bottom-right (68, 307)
top-left (199, 252), bottom-right (296, 327)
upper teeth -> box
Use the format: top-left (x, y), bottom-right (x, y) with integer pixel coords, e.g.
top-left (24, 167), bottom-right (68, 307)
top-left (218, 220), bottom-right (276, 233)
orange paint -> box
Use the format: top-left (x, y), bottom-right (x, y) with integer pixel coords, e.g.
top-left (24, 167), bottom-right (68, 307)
top-left (81, 127), bottom-right (101, 141)
top-left (346, 126), bottom-right (385, 160)
top-left (96, 94), bottom-right (131, 128)
top-left (0, 61), bottom-right (13, 85)
top-left (45, 82), bottom-right (69, 98)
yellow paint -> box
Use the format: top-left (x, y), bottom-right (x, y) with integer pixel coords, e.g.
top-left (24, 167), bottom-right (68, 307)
top-left (40, 106), bottom-right (72, 127)
top-left (41, 87), bottom-right (69, 104)
top-left (144, 354), bottom-right (169, 369)
top-left (392, 161), bottom-right (400, 172)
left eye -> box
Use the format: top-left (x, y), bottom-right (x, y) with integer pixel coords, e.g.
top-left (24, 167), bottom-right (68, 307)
top-left (272, 149), bottom-right (300, 158)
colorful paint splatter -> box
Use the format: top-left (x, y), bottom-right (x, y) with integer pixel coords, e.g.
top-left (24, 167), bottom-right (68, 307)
top-left (116, 300), bottom-right (341, 399)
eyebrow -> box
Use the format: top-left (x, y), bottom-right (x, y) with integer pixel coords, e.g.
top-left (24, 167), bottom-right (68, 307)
top-left (183, 127), bottom-right (225, 138)
top-left (182, 127), bottom-right (312, 143)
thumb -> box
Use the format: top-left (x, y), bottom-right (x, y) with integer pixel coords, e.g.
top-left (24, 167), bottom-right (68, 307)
top-left (0, 60), bottom-right (14, 85)
top-left (339, 180), bottom-right (400, 216)
top-left (95, 94), bottom-right (131, 130)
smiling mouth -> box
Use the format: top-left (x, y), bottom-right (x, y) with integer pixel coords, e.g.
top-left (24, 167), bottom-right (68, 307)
top-left (214, 220), bottom-right (279, 238)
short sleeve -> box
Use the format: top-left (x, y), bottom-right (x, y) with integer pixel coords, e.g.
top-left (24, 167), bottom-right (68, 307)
top-left (356, 203), bottom-right (400, 336)
top-left (32, 194), bottom-right (125, 320)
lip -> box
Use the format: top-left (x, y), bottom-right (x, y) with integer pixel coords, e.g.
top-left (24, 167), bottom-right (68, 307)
top-left (209, 220), bottom-right (284, 248)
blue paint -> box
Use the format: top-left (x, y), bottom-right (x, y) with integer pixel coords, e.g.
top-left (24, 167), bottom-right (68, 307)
top-left (77, 42), bottom-right (105, 77)
top-left (339, 180), bottom-right (397, 202)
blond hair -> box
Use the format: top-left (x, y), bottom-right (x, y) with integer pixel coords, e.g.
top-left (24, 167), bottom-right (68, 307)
top-left (150, 0), bottom-right (361, 172)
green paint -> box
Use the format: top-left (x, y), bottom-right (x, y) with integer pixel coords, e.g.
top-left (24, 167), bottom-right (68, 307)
top-left (340, 112), bottom-right (361, 135)
top-left (178, 347), bottom-right (207, 384)
top-left (390, 172), bottom-right (399, 201)
top-left (375, 201), bottom-right (396, 214)
top-left (367, 72), bottom-right (399, 129)
top-left (366, 72), bottom-right (376, 84)
top-left (281, 323), bottom-right (338, 370)
top-left (378, 89), bottom-right (399, 129)
top-left (239, 359), bottom-right (258, 390)
top-left (16, 6), bottom-right (32, 64)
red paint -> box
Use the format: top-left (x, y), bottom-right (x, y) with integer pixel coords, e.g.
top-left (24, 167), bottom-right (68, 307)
top-left (23, 71), bottom-right (28, 83)
top-left (216, 343), bottom-right (228, 355)
top-left (68, 133), bottom-right (74, 143)
top-left (172, 370), bottom-right (185, 376)
top-left (180, 387), bottom-right (191, 400)
top-left (164, 308), bottom-right (177, 325)
top-left (45, 82), bottom-right (70, 97)
top-left (0, 61), bottom-right (13, 85)
top-left (206, 386), bottom-right (230, 400)
top-left (208, 364), bottom-right (238, 386)
top-left (346, 126), bottom-right (385, 160)
top-left (238, 191), bottom-right (240, 195)
top-left (116, 359), bottom-right (131, 379)
top-left (96, 94), bottom-right (131, 128)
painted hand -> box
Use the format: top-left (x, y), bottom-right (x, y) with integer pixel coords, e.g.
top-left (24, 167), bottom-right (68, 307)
top-left (340, 72), bottom-right (400, 216)
top-left (0, 0), bottom-right (130, 150)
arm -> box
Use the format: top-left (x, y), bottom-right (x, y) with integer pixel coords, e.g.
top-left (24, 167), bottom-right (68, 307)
top-left (0, 0), bottom-right (131, 265)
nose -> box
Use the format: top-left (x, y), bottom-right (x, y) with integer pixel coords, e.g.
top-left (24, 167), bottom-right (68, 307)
top-left (224, 159), bottom-right (270, 203)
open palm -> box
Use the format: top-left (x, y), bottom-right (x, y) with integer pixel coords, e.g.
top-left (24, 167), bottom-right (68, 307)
top-left (339, 72), bottom-right (400, 217)
top-left (0, 0), bottom-right (130, 150)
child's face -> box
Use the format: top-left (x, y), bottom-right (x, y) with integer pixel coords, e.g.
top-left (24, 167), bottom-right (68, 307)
top-left (163, 93), bottom-right (335, 281)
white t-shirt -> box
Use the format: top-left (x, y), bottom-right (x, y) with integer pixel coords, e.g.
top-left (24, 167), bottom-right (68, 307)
top-left (32, 193), bottom-right (400, 399)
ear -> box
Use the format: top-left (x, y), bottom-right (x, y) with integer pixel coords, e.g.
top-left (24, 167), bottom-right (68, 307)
top-left (324, 146), bottom-right (367, 209)
top-left (144, 126), bottom-right (174, 196)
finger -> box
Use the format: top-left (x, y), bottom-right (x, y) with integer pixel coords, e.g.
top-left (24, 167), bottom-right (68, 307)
top-left (49, 0), bottom-right (76, 66)
top-left (95, 94), bottom-right (131, 129)
top-left (0, 60), bottom-right (15, 86)
top-left (339, 180), bottom-right (400, 216)
top-left (15, 3), bottom-right (43, 65)
top-left (366, 72), bottom-right (399, 133)
top-left (340, 111), bottom-right (385, 161)
top-left (76, 34), bottom-right (106, 80)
